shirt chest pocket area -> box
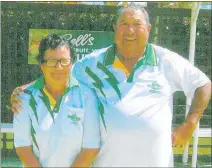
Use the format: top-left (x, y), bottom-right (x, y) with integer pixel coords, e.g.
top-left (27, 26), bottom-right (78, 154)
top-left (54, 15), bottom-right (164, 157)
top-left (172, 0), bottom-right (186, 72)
top-left (67, 106), bottom-right (85, 124)
top-left (138, 72), bottom-right (172, 98)
top-left (62, 106), bottom-right (85, 136)
top-left (148, 73), bottom-right (172, 98)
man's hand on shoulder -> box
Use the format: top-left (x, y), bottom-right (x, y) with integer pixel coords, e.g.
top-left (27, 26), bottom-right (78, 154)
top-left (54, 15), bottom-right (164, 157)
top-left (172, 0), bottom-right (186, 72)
top-left (10, 82), bottom-right (34, 114)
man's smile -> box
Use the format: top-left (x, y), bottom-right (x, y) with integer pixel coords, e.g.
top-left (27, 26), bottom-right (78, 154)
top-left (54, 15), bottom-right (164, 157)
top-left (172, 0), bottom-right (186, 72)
top-left (125, 37), bottom-right (136, 40)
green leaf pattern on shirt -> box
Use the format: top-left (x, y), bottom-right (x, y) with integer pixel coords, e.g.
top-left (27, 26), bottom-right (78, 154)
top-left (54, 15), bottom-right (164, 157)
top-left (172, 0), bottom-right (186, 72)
top-left (99, 101), bottom-right (107, 131)
top-left (38, 93), bottom-right (55, 123)
top-left (30, 118), bottom-right (39, 151)
top-left (97, 62), bottom-right (121, 99)
top-left (85, 66), bottom-right (106, 100)
top-left (24, 90), bottom-right (39, 124)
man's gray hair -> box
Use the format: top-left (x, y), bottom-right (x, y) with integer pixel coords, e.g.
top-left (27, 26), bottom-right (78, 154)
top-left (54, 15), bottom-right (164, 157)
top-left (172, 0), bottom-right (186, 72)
top-left (115, 3), bottom-right (150, 24)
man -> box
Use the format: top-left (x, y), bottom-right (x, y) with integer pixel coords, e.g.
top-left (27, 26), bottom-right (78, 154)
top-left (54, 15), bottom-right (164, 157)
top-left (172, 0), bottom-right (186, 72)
top-left (71, 4), bottom-right (211, 167)
top-left (11, 3), bottom-right (211, 167)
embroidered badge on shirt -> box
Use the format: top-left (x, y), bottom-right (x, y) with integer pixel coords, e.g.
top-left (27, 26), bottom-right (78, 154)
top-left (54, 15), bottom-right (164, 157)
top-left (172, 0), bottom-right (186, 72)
top-left (148, 81), bottom-right (163, 93)
top-left (67, 114), bottom-right (81, 124)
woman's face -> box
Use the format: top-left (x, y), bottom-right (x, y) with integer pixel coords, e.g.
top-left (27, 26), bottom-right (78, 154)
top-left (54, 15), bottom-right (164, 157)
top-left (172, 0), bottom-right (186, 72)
top-left (40, 45), bottom-right (72, 86)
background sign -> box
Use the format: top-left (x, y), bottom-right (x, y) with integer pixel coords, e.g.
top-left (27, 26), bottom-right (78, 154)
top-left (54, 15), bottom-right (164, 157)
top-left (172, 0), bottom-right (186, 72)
top-left (28, 29), bottom-right (114, 64)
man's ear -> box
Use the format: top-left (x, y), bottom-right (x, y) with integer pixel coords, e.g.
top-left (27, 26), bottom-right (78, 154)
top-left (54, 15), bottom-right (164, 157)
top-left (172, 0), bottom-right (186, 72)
top-left (147, 24), bottom-right (152, 33)
top-left (113, 24), bottom-right (116, 32)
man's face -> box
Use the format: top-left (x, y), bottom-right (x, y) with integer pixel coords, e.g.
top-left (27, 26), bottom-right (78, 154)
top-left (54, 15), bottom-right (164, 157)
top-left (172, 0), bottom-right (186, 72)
top-left (40, 46), bottom-right (72, 86)
top-left (114, 8), bottom-right (151, 58)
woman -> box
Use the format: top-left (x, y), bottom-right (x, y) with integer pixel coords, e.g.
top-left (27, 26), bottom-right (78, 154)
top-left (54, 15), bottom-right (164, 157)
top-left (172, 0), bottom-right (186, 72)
top-left (13, 34), bottom-right (100, 167)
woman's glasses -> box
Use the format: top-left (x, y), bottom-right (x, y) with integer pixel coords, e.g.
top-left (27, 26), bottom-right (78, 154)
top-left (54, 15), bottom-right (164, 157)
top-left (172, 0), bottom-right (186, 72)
top-left (41, 59), bottom-right (72, 67)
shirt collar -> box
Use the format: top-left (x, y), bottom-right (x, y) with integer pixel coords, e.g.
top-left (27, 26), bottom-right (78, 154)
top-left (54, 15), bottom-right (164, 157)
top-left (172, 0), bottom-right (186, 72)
top-left (103, 44), bottom-right (116, 66)
top-left (33, 75), bottom-right (79, 90)
top-left (103, 43), bottom-right (157, 66)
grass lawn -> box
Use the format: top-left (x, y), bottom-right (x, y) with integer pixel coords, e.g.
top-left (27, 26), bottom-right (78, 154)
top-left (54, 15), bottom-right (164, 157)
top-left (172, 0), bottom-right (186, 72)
top-left (1, 132), bottom-right (211, 155)
top-left (1, 133), bottom-right (211, 167)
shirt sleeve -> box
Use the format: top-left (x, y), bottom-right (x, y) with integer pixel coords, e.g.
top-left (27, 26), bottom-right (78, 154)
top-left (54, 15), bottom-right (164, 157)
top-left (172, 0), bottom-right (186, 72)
top-left (72, 54), bottom-right (101, 89)
top-left (163, 48), bottom-right (211, 102)
top-left (72, 58), bottom-right (94, 87)
top-left (13, 95), bottom-right (32, 147)
top-left (72, 61), bottom-right (88, 84)
top-left (80, 83), bottom-right (101, 149)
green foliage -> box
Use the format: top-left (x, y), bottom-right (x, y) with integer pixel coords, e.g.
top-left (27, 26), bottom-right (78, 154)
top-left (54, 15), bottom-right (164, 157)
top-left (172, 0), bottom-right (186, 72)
top-left (158, 2), bottom-right (203, 9)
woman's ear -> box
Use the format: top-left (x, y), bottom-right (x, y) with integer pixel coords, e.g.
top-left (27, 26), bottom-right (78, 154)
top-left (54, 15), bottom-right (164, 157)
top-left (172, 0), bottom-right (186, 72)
top-left (40, 64), bottom-right (44, 75)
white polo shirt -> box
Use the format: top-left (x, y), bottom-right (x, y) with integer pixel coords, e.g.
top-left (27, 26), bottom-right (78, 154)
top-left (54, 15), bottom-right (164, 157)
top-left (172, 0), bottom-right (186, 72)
top-left (72, 43), bottom-right (210, 167)
top-left (13, 76), bottom-right (100, 167)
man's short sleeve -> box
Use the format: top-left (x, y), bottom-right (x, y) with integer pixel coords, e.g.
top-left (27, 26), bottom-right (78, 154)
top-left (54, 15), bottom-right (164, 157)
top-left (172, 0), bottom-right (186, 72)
top-left (13, 95), bottom-right (32, 147)
top-left (163, 49), bottom-right (210, 100)
top-left (80, 83), bottom-right (101, 149)
top-left (72, 58), bottom-right (95, 87)
top-left (72, 61), bottom-right (88, 84)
